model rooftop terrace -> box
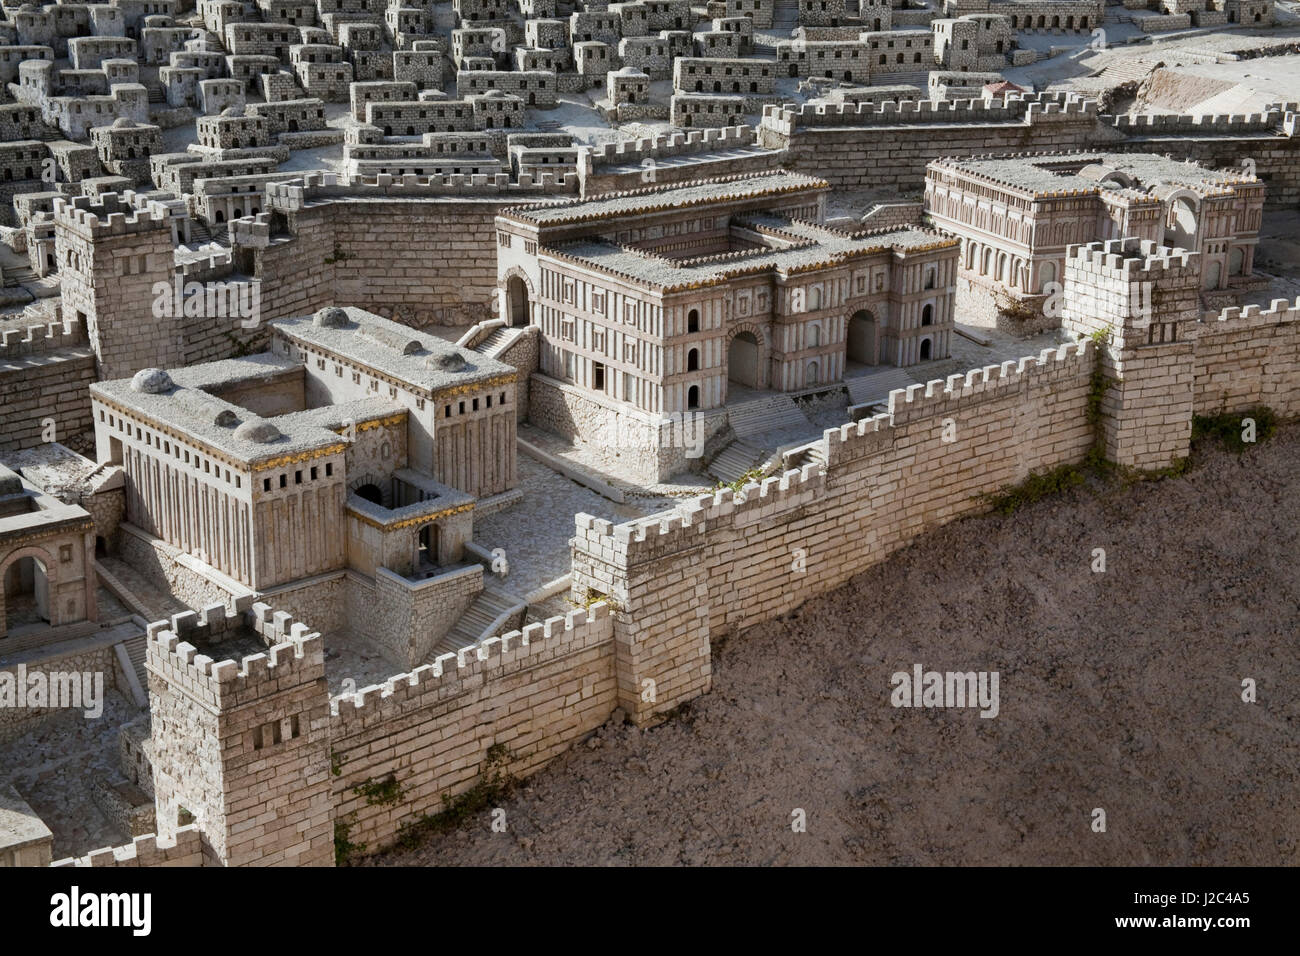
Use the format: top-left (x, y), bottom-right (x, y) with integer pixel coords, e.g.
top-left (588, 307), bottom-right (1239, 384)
top-left (500, 171), bottom-right (831, 227)
top-left (270, 306), bottom-right (516, 395)
top-left (931, 151), bottom-right (1261, 199)
top-left (91, 365), bottom-right (348, 469)
top-left (542, 217), bottom-right (956, 291)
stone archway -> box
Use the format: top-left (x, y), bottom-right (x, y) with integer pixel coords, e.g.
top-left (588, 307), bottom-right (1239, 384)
top-left (500, 267), bottom-right (534, 328)
top-left (1164, 192), bottom-right (1200, 249)
top-left (726, 323), bottom-right (768, 390)
top-left (729, 332), bottom-right (760, 388)
top-left (847, 309), bottom-right (878, 365)
top-left (0, 546), bottom-right (57, 634)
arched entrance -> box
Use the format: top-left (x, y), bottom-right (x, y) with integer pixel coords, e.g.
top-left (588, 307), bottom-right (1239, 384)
top-left (2, 554), bottom-right (50, 631)
top-left (847, 309), bottom-right (878, 365)
top-left (1165, 195), bottom-right (1199, 248)
top-left (727, 331), bottom-right (760, 388)
top-left (919, 338), bottom-right (933, 361)
top-left (506, 275), bottom-right (530, 327)
top-left (355, 483), bottom-right (383, 505)
top-left (417, 523), bottom-right (439, 567)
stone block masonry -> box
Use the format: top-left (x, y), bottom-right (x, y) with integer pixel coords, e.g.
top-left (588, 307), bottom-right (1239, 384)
top-left (248, 180), bottom-right (568, 327)
top-left (759, 92), bottom-right (1102, 192)
top-left (329, 604), bottom-right (616, 854)
top-left (1193, 300), bottom-right (1300, 417)
top-left (573, 341), bottom-right (1099, 723)
top-left (146, 603), bottom-right (335, 866)
top-left (0, 346), bottom-right (97, 455)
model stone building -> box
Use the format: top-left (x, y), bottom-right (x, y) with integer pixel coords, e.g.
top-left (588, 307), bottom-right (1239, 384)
top-left (924, 151), bottom-right (1267, 315)
top-left (85, 306), bottom-right (517, 667)
top-left (496, 171), bottom-right (958, 478)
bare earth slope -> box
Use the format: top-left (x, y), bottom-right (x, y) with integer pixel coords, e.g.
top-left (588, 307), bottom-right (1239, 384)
top-left (375, 428), bottom-right (1300, 866)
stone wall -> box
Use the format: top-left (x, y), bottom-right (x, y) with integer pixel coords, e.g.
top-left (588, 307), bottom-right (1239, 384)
top-left (1192, 300), bottom-right (1300, 416)
top-left (251, 194), bottom-right (541, 327)
top-left (0, 347), bottom-right (96, 454)
top-left (759, 94), bottom-right (1103, 192)
top-left (329, 603), bottom-right (616, 854)
top-left (49, 824), bottom-right (205, 867)
top-left (0, 644), bottom-right (121, 746)
top-left (572, 341), bottom-right (1100, 723)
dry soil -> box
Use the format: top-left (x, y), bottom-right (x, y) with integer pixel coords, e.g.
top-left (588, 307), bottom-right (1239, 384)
top-left (374, 426), bottom-right (1300, 866)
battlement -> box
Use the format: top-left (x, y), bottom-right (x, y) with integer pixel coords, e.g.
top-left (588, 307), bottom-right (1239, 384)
top-left (49, 825), bottom-right (204, 868)
top-left (886, 339), bottom-right (1094, 425)
top-left (1202, 297), bottom-right (1300, 332)
top-left (228, 211), bottom-right (273, 248)
top-left (144, 600), bottom-right (325, 711)
top-left (760, 90), bottom-right (1096, 133)
top-left (329, 602), bottom-right (614, 727)
top-left (1107, 107), bottom-right (1293, 136)
top-left (575, 462), bottom-right (826, 565)
top-left (584, 124), bottom-right (757, 168)
top-left (52, 190), bottom-right (171, 238)
top-left (0, 317), bottom-right (87, 359)
top-left (1066, 237), bottom-right (1198, 277)
top-left (264, 170), bottom-right (578, 211)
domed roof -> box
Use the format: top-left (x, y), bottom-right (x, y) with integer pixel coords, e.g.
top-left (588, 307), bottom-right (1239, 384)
top-left (213, 409), bottom-right (238, 427)
top-left (233, 421), bottom-right (281, 444)
top-left (429, 351), bottom-right (468, 372)
top-left (130, 368), bottom-right (173, 394)
top-left (313, 306), bottom-right (350, 329)
top-left (112, 117), bottom-right (136, 128)
top-left (221, 105), bottom-right (245, 117)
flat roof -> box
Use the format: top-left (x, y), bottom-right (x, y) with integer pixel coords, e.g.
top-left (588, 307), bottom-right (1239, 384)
top-left (501, 171), bottom-right (830, 227)
top-left (543, 217), bottom-right (955, 291)
top-left (931, 151), bottom-right (1259, 199)
top-left (270, 306), bottom-right (515, 395)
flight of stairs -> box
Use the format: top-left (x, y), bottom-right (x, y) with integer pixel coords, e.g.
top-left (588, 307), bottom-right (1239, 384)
top-left (472, 327), bottom-right (511, 354)
top-left (881, 70), bottom-right (932, 90)
top-left (727, 394), bottom-right (812, 439)
top-left (772, 0), bottom-right (800, 35)
top-left (433, 588), bottom-right (525, 657)
top-left (118, 633), bottom-right (149, 702)
top-left (707, 438), bottom-right (767, 484)
top-left (845, 367), bottom-right (917, 406)
top-left (189, 219), bottom-right (230, 247)
top-left (94, 557), bottom-right (189, 623)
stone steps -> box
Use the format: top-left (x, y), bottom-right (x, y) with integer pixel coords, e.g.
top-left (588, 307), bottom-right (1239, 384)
top-left (845, 367), bottom-right (916, 405)
top-left (726, 393), bottom-right (811, 439)
top-left (434, 588), bottom-right (525, 656)
top-left (473, 327), bottom-right (511, 354)
top-left (708, 438), bottom-right (767, 483)
top-left (94, 557), bottom-right (189, 624)
top-left (123, 634), bottom-right (148, 689)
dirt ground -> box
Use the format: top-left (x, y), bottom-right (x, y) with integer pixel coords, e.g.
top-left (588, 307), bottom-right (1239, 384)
top-left (374, 426), bottom-right (1300, 867)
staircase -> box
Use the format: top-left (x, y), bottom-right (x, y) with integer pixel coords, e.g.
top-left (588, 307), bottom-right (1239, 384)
top-left (845, 367), bottom-right (916, 406)
top-left (144, 79), bottom-right (166, 105)
top-left (432, 588), bottom-right (526, 657)
top-left (879, 70), bottom-right (932, 90)
top-left (473, 327), bottom-right (511, 355)
top-left (707, 438), bottom-right (767, 484)
top-left (189, 219), bottom-right (229, 247)
top-left (726, 394), bottom-right (812, 440)
top-left (94, 557), bottom-right (190, 623)
top-left (772, 0), bottom-right (800, 35)
top-left (122, 634), bottom-right (148, 688)
top-left (782, 439), bottom-right (827, 472)
top-left (3, 263), bottom-right (37, 286)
